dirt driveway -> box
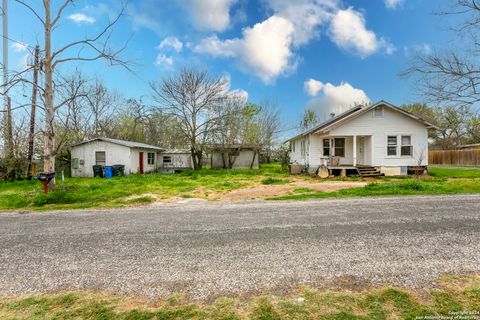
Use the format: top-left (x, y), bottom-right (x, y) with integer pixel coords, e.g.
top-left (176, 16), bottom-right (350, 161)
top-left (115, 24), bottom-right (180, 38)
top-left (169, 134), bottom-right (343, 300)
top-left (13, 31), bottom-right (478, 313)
top-left (215, 180), bottom-right (367, 201)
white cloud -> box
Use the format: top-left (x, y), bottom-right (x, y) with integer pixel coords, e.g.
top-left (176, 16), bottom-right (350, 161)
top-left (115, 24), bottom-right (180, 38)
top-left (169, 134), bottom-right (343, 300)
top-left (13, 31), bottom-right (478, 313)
top-left (158, 37), bottom-right (183, 52)
top-left (229, 89), bottom-right (249, 102)
top-left (68, 13), bottom-right (96, 24)
top-left (329, 7), bottom-right (394, 58)
top-left (304, 78), bottom-right (325, 96)
top-left (195, 15), bottom-right (296, 83)
top-left (180, 0), bottom-right (238, 32)
top-left (306, 80), bottom-right (370, 121)
top-left (385, 0), bottom-right (405, 9)
top-left (154, 54), bottom-right (174, 67)
top-left (11, 42), bottom-right (28, 52)
top-left (264, 0), bottom-right (337, 46)
top-left (404, 43), bottom-right (432, 57)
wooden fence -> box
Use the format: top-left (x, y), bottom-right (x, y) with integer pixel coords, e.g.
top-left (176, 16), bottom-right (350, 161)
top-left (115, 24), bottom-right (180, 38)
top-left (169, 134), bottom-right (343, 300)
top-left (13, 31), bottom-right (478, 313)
top-left (429, 150), bottom-right (480, 166)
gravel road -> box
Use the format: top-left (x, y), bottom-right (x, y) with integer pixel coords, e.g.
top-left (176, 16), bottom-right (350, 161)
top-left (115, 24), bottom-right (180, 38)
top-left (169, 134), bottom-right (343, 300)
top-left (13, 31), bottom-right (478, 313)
top-left (1, 195), bottom-right (479, 300)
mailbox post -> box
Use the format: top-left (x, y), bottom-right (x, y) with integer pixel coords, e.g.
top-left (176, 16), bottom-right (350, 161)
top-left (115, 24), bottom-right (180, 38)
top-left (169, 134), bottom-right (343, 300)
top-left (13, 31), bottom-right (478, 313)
top-left (36, 172), bottom-right (56, 194)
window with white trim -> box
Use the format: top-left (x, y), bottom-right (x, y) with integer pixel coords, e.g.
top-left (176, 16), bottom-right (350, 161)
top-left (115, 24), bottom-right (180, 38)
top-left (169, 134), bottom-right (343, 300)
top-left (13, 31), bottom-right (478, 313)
top-left (147, 152), bottom-right (155, 165)
top-left (95, 151), bottom-right (106, 166)
top-left (387, 136), bottom-right (397, 156)
top-left (300, 140), bottom-right (305, 156)
top-left (290, 141), bottom-right (295, 153)
top-left (334, 138), bottom-right (345, 157)
top-left (323, 139), bottom-right (330, 156)
top-left (401, 136), bottom-right (413, 156)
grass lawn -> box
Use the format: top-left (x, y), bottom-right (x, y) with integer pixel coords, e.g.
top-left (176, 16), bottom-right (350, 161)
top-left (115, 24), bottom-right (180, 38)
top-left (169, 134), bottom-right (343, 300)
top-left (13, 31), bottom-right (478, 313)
top-left (2, 164), bottom-right (480, 211)
top-left (0, 164), bottom-right (289, 211)
top-left (0, 275), bottom-right (478, 319)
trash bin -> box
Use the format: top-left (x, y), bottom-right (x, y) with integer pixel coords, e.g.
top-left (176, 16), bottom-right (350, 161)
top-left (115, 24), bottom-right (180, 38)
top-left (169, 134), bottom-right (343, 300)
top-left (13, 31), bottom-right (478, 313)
top-left (112, 164), bottom-right (125, 177)
top-left (104, 166), bottom-right (114, 179)
top-left (93, 165), bottom-right (103, 178)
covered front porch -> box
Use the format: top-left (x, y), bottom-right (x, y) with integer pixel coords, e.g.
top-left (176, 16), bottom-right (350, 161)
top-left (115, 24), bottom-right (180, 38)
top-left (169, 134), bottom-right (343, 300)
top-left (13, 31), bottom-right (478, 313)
top-left (313, 134), bottom-right (381, 177)
top-left (318, 134), bottom-right (373, 167)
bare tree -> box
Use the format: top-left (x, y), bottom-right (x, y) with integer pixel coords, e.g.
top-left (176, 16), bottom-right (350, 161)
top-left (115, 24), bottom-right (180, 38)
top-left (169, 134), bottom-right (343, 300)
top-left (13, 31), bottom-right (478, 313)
top-left (15, 0), bottom-right (129, 174)
top-left (402, 1), bottom-right (480, 108)
top-left (151, 69), bottom-right (228, 170)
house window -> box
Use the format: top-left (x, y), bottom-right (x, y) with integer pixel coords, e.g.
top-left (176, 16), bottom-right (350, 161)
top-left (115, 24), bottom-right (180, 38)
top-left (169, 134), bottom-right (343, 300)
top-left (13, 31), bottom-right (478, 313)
top-left (290, 141), bottom-right (295, 152)
top-left (334, 138), bottom-right (345, 157)
top-left (300, 140), bottom-right (305, 156)
top-left (72, 158), bottom-right (79, 169)
top-left (163, 156), bottom-right (172, 163)
top-left (323, 139), bottom-right (330, 156)
top-left (147, 152), bottom-right (155, 165)
top-left (95, 151), bottom-right (106, 166)
top-left (387, 136), bottom-right (397, 156)
top-left (374, 106), bottom-right (384, 118)
top-left (401, 136), bottom-right (413, 156)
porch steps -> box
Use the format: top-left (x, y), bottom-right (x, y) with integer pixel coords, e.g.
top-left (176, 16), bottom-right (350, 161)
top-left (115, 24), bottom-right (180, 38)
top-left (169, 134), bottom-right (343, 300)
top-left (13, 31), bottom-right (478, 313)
top-left (356, 166), bottom-right (383, 177)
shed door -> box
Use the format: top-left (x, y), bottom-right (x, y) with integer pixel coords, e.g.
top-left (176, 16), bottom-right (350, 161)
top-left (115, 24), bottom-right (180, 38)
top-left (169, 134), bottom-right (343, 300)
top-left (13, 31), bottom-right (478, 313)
top-left (139, 152), bottom-right (144, 174)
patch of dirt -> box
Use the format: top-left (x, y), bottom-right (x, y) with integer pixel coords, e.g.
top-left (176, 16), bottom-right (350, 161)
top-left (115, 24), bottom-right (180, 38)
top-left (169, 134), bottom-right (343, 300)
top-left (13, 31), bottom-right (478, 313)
top-left (214, 180), bottom-right (367, 201)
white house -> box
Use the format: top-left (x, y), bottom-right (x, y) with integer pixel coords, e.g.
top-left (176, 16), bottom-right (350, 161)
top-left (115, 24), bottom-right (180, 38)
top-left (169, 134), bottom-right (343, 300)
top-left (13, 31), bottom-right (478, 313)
top-left (71, 138), bottom-right (163, 177)
top-left (287, 101), bottom-right (436, 176)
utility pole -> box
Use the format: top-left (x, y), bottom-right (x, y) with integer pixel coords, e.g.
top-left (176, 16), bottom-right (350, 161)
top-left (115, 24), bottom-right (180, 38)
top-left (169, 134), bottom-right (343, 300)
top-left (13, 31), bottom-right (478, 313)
top-left (27, 45), bottom-right (40, 179)
top-left (2, 0), bottom-right (11, 159)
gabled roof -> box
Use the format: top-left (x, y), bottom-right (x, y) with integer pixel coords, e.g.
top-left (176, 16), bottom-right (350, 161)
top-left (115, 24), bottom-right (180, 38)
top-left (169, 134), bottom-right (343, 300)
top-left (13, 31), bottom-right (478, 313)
top-left (286, 100), bottom-right (437, 142)
top-left (72, 137), bottom-right (164, 151)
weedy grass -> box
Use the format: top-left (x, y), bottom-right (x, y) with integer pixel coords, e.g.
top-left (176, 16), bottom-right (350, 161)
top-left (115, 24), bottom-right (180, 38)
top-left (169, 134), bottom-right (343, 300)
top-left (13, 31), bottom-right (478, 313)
top-left (0, 164), bottom-right (289, 211)
top-left (0, 275), bottom-right (479, 319)
top-left (269, 178), bottom-right (480, 200)
top-left (261, 177), bottom-right (290, 185)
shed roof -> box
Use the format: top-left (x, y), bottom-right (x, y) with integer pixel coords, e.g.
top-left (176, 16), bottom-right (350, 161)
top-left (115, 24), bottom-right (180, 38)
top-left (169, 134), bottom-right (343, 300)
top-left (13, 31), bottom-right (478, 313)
top-left (286, 100), bottom-right (437, 142)
top-left (162, 149), bottom-right (191, 154)
top-left (72, 137), bottom-right (164, 151)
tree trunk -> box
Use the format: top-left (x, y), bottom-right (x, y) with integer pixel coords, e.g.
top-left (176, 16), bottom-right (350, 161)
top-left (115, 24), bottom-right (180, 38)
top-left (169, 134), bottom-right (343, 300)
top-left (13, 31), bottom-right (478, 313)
top-left (27, 46), bottom-right (40, 179)
top-left (249, 150), bottom-right (257, 169)
top-left (43, 0), bottom-right (55, 173)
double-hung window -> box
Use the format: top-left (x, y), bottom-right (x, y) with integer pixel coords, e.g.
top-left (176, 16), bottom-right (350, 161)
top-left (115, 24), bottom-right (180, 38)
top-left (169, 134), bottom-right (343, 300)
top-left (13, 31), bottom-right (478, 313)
top-left (95, 151), bottom-right (106, 166)
top-left (300, 140), bottom-right (305, 156)
top-left (387, 136), bottom-right (397, 156)
top-left (147, 152), bottom-right (155, 165)
top-left (401, 136), bottom-right (413, 156)
top-left (334, 138), bottom-right (345, 157)
top-left (323, 139), bottom-right (330, 156)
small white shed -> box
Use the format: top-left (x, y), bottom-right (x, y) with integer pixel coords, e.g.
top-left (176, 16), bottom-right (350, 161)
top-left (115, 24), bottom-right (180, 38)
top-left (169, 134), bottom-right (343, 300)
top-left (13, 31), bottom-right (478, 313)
top-left (71, 138), bottom-right (163, 177)
top-left (158, 149), bottom-right (193, 173)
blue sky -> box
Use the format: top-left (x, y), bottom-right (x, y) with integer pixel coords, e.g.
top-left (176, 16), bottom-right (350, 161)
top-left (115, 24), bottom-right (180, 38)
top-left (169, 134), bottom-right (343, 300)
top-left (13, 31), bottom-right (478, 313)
top-left (6, 0), bottom-right (458, 133)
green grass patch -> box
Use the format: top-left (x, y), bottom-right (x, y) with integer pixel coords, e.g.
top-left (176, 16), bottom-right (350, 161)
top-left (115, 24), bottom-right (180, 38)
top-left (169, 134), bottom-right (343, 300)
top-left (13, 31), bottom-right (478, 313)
top-left (1, 275), bottom-right (479, 319)
top-left (429, 167), bottom-right (480, 178)
top-left (269, 178), bottom-right (480, 201)
top-left (292, 187), bottom-right (315, 193)
top-left (0, 164), bottom-right (289, 211)
top-left (261, 177), bottom-right (289, 185)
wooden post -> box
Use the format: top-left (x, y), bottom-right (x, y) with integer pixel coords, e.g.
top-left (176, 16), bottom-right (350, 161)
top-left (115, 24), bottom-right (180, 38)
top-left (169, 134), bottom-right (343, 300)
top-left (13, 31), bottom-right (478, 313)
top-left (27, 45), bottom-right (40, 180)
top-left (353, 135), bottom-right (357, 166)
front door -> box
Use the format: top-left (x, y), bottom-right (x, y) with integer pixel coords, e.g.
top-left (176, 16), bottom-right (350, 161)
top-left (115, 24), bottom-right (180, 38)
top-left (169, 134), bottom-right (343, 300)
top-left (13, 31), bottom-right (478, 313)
top-left (358, 137), bottom-right (365, 165)
top-left (139, 152), bottom-right (144, 174)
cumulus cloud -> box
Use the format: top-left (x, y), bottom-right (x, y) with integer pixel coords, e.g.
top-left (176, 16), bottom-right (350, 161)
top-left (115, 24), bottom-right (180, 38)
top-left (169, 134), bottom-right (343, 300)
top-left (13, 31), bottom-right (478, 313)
top-left (304, 78), bottom-right (325, 96)
top-left (329, 7), bottom-right (394, 58)
top-left (385, 0), bottom-right (405, 9)
top-left (195, 16), bottom-right (296, 83)
top-left (11, 42), bottom-right (28, 52)
top-left (158, 37), bottom-right (183, 52)
top-left (180, 0), bottom-right (238, 32)
top-left (306, 80), bottom-right (370, 121)
top-left (194, 1), bottom-right (394, 82)
top-left (68, 13), bottom-right (96, 24)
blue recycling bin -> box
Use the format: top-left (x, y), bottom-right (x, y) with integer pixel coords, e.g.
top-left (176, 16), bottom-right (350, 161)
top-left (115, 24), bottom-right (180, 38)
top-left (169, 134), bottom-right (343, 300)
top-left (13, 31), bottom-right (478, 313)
top-left (104, 166), bottom-right (113, 179)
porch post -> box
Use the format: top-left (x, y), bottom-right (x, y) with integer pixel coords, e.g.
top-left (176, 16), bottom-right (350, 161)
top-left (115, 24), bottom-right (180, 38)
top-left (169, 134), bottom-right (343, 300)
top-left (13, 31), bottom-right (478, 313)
top-left (353, 135), bottom-right (357, 166)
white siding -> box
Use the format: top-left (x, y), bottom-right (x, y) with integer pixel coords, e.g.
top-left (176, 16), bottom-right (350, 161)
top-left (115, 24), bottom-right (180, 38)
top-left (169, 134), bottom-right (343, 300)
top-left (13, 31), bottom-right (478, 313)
top-left (71, 141), bottom-right (160, 177)
top-left (159, 153), bottom-right (193, 169)
top-left (329, 107), bottom-right (429, 167)
top-left (289, 138), bottom-right (306, 165)
top-left (71, 141), bottom-right (132, 177)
